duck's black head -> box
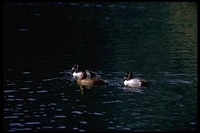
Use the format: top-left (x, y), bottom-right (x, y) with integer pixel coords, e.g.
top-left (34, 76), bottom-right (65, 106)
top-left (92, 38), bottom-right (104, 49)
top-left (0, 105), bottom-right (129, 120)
top-left (123, 71), bottom-right (133, 81)
top-left (71, 63), bottom-right (79, 73)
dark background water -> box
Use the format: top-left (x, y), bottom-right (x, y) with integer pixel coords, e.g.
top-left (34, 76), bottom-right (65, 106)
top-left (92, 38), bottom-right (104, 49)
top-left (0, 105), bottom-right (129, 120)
top-left (4, 2), bottom-right (197, 132)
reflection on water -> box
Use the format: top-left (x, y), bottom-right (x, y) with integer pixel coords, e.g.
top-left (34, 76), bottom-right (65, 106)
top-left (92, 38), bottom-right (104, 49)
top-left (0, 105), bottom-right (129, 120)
top-left (168, 3), bottom-right (197, 73)
top-left (4, 2), bottom-right (197, 132)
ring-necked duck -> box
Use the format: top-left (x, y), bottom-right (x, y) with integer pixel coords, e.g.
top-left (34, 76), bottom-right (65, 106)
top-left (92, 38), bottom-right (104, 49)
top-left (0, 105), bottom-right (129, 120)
top-left (123, 71), bottom-right (148, 87)
top-left (77, 70), bottom-right (106, 86)
top-left (71, 63), bottom-right (98, 79)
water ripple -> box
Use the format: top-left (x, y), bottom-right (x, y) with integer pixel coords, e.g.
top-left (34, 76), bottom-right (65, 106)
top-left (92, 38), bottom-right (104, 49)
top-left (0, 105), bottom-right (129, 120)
top-left (57, 126), bottom-right (66, 129)
top-left (73, 127), bottom-right (79, 131)
top-left (36, 90), bottom-right (48, 93)
top-left (19, 87), bottom-right (30, 90)
top-left (4, 90), bottom-right (17, 93)
top-left (6, 83), bottom-right (16, 86)
top-left (80, 121), bottom-right (87, 124)
top-left (26, 98), bottom-right (36, 101)
top-left (6, 99), bottom-right (15, 101)
top-left (93, 112), bottom-right (104, 116)
top-left (108, 126), bottom-right (115, 130)
top-left (19, 29), bottom-right (28, 32)
top-left (102, 100), bottom-right (122, 104)
top-left (71, 111), bottom-right (83, 115)
top-left (54, 115), bottom-right (66, 118)
top-left (43, 126), bottom-right (53, 129)
top-left (169, 79), bottom-right (192, 84)
top-left (14, 128), bottom-right (32, 131)
top-left (15, 99), bottom-right (23, 101)
top-left (7, 95), bottom-right (14, 98)
top-left (13, 113), bottom-right (24, 116)
top-left (4, 116), bottom-right (19, 119)
top-left (9, 123), bottom-right (24, 126)
top-left (24, 122), bottom-right (41, 125)
top-left (42, 78), bottom-right (53, 82)
top-left (22, 72), bottom-right (31, 74)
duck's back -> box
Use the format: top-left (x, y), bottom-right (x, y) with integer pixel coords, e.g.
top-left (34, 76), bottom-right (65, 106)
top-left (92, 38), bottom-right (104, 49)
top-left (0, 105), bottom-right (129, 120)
top-left (77, 77), bottom-right (105, 86)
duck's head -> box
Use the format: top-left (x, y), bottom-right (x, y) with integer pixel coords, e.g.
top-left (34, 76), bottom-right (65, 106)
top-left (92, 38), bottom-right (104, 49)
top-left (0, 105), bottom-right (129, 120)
top-left (71, 63), bottom-right (79, 73)
top-left (123, 71), bottom-right (133, 81)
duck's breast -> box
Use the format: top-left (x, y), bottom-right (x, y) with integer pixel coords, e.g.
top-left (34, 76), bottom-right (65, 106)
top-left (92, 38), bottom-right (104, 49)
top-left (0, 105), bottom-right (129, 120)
top-left (77, 78), bottom-right (94, 86)
top-left (73, 72), bottom-right (82, 78)
top-left (124, 79), bottom-right (142, 86)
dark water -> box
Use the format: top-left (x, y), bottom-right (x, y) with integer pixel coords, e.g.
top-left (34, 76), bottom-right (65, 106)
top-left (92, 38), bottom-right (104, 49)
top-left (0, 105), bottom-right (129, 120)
top-left (4, 2), bottom-right (197, 132)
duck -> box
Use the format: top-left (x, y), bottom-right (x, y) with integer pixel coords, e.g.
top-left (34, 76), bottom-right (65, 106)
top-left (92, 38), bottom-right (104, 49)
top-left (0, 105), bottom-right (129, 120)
top-left (123, 71), bottom-right (148, 87)
top-left (71, 63), bottom-right (98, 79)
top-left (77, 70), bottom-right (106, 86)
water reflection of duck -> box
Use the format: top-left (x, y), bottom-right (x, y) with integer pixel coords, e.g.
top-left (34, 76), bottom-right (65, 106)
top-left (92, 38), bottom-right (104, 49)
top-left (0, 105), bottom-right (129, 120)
top-left (71, 63), bottom-right (98, 79)
top-left (77, 70), bottom-right (106, 86)
top-left (123, 71), bottom-right (148, 87)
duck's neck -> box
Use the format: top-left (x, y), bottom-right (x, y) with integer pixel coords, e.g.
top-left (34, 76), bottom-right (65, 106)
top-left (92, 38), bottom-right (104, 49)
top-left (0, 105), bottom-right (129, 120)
top-left (128, 72), bottom-right (133, 79)
top-left (80, 71), bottom-right (87, 79)
top-left (75, 64), bottom-right (79, 72)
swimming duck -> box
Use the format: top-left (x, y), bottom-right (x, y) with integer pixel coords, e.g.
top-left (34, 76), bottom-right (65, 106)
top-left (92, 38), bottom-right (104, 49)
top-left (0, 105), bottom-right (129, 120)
top-left (77, 70), bottom-right (106, 86)
top-left (71, 63), bottom-right (98, 79)
top-left (123, 71), bottom-right (148, 87)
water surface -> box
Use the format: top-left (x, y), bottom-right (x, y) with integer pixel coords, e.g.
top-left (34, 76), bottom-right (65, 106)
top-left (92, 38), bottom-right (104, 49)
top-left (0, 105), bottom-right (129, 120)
top-left (4, 2), bottom-right (197, 131)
